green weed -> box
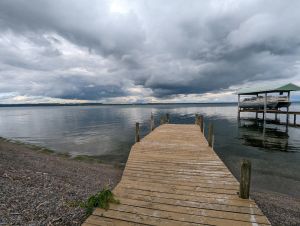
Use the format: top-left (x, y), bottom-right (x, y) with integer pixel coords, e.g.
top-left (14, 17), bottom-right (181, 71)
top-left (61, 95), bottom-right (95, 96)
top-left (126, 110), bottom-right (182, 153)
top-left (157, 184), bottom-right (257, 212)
top-left (81, 187), bottom-right (120, 215)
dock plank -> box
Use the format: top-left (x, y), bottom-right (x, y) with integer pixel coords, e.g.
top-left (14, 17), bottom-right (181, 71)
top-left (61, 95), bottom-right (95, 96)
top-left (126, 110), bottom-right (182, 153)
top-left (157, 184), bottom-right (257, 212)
top-left (83, 124), bottom-right (270, 225)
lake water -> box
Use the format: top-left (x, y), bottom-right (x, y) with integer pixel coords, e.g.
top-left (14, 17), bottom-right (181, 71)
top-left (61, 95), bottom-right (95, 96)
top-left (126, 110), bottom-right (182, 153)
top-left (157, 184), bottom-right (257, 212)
top-left (0, 103), bottom-right (300, 197)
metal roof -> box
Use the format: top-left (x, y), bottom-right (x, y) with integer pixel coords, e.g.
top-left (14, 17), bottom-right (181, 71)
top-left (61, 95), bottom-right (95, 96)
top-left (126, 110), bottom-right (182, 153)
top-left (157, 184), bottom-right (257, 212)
top-left (237, 83), bottom-right (300, 95)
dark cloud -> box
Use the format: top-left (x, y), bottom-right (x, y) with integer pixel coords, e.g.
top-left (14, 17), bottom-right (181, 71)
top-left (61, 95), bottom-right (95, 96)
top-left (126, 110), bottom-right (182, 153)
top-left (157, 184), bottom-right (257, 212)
top-left (0, 0), bottom-right (300, 102)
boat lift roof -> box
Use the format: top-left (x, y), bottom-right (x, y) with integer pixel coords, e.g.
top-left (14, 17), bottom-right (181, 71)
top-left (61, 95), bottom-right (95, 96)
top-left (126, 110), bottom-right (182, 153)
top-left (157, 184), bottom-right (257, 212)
top-left (237, 83), bottom-right (300, 95)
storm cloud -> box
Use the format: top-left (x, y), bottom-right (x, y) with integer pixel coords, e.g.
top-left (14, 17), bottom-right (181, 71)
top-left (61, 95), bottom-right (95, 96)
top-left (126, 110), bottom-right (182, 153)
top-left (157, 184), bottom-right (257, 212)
top-left (0, 0), bottom-right (300, 103)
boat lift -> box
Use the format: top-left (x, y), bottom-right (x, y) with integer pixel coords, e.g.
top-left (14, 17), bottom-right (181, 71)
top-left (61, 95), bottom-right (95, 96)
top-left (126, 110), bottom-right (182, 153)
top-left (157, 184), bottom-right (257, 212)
top-left (237, 83), bottom-right (300, 128)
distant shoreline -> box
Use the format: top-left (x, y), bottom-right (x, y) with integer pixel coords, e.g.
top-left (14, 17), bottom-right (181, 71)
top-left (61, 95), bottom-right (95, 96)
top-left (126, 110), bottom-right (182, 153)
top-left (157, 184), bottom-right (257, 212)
top-left (1, 101), bottom-right (300, 107)
top-left (0, 102), bottom-right (237, 107)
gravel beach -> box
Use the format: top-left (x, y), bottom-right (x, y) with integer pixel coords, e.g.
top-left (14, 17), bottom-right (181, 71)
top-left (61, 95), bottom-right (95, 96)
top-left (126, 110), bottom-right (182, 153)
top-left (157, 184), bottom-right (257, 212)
top-left (252, 191), bottom-right (300, 226)
top-left (0, 138), bottom-right (123, 225)
top-left (1, 138), bottom-right (300, 226)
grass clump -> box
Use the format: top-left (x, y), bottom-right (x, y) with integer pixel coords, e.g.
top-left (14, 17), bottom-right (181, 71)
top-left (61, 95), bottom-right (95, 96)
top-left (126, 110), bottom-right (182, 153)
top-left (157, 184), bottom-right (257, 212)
top-left (81, 187), bottom-right (120, 215)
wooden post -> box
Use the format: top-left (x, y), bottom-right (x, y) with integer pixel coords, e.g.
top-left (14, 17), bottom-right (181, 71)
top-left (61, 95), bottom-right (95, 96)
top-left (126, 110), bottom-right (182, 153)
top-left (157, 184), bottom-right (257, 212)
top-left (166, 113), bottom-right (170, 124)
top-left (195, 114), bottom-right (199, 125)
top-left (294, 114), bottom-right (296, 126)
top-left (135, 122), bottom-right (140, 142)
top-left (256, 94), bottom-right (258, 120)
top-left (199, 115), bottom-right (204, 133)
top-left (287, 91), bottom-right (290, 125)
top-left (238, 94), bottom-right (240, 119)
top-left (263, 93), bottom-right (267, 127)
top-left (160, 115), bottom-right (164, 125)
top-left (239, 159), bottom-right (251, 199)
top-left (208, 123), bottom-right (214, 147)
top-left (150, 113), bottom-right (154, 131)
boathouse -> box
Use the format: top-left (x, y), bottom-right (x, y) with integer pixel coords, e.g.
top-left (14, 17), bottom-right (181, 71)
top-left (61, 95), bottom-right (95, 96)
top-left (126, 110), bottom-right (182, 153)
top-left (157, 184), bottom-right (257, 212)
top-left (237, 83), bottom-right (300, 126)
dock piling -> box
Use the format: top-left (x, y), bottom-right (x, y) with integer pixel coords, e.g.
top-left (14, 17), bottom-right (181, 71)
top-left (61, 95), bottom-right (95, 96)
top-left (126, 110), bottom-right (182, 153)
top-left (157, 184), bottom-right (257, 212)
top-left (238, 94), bottom-right (240, 119)
top-left (208, 123), bottom-right (214, 147)
top-left (160, 115), bottom-right (168, 125)
top-left (195, 114), bottom-right (199, 125)
top-left (166, 113), bottom-right (170, 123)
top-left (135, 122), bottom-right (140, 142)
top-left (239, 159), bottom-right (251, 199)
top-left (150, 113), bottom-right (154, 131)
top-left (160, 116), bottom-right (164, 125)
top-left (199, 115), bottom-right (204, 133)
top-left (294, 114), bottom-right (296, 126)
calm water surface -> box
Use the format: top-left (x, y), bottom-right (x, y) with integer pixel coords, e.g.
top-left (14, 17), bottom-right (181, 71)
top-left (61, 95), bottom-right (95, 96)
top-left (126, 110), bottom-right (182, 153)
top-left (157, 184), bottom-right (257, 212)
top-left (0, 103), bottom-right (300, 197)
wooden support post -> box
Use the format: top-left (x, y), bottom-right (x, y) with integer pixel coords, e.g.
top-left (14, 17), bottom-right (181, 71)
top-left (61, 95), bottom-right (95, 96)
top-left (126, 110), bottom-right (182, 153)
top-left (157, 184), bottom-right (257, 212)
top-left (195, 114), bottom-right (199, 125)
top-left (294, 114), bottom-right (297, 126)
top-left (150, 113), bottom-right (154, 131)
top-left (287, 91), bottom-right (290, 125)
top-left (255, 94), bottom-right (258, 120)
top-left (238, 95), bottom-right (240, 119)
top-left (160, 115), bottom-right (165, 125)
top-left (275, 112), bottom-right (278, 121)
top-left (135, 122), bottom-right (140, 142)
top-left (263, 93), bottom-right (267, 127)
top-left (239, 159), bottom-right (251, 199)
top-left (208, 123), bottom-right (214, 147)
top-left (199, 115), bottom-right (204, 133)
top-left (166, 113), bottom-right (170, 124)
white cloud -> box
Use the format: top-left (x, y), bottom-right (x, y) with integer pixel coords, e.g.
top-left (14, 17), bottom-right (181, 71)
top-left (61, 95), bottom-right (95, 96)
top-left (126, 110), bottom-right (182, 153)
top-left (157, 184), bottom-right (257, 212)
top-left (0, 0), bottom-right (300, 103)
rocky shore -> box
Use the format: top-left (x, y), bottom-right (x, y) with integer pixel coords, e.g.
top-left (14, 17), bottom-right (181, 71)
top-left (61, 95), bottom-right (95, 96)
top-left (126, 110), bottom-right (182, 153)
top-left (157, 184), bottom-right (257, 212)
top-left (0, 138), bottom-right (123, 225)
top-left (252, 191), bottom-right (300, 226)
top-left (1, 138), bottom-right (300, 226)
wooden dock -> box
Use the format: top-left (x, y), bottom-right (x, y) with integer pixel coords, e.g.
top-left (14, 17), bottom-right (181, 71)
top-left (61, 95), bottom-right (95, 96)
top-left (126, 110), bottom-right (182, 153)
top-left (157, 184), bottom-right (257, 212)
top-left (83, 124), bottom-right (270, 226)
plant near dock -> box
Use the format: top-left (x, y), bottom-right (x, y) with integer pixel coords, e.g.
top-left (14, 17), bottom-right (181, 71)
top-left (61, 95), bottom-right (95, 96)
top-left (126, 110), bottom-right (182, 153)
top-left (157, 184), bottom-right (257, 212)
top-left (82, 187), bottom-right (120, 215)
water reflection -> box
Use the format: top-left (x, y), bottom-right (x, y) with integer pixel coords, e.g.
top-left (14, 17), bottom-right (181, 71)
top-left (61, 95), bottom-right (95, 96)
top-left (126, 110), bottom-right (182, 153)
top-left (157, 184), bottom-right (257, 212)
top-left (0, 104), bottom-right (299, 159)
top-left (238, 119), bottom-right (291, 152)
top-left (1, 104), bottom-right (300, 197)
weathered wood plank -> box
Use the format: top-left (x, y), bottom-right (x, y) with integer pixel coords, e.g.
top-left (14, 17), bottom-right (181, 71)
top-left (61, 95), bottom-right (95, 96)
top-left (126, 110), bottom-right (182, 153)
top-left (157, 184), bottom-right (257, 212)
top-left (114, 187), bottom-right (260, 208)
top-left (112, 198), bottom-right (270, 224)
top-left (114, 191), bottom-right (264, 215)
top-left (84, 124), bottom-right (270, 226)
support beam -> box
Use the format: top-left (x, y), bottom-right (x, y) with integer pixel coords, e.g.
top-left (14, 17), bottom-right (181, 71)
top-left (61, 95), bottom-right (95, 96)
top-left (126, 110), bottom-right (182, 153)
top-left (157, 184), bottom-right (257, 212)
top-left (238, 94), bottom-right (240, 119)
top-left (263, 93), bottom-right (267, 127)
top-left (256, 94), bottom-right (258, 120)
top-left (287, 91), bottom-right (290, 125)
top-left (294, 114), bottom-right (297, 126)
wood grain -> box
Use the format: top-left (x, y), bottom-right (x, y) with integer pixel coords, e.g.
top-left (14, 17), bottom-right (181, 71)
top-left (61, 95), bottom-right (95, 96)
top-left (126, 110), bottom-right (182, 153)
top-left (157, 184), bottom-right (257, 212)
top-left (83, 124), bottom-right (270, 225)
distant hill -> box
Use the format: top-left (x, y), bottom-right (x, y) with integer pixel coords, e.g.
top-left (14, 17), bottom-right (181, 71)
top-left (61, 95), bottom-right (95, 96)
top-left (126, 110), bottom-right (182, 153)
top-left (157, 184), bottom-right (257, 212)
top-left (1, 101), bottom-right (299, 107)
top-left (0, 102), bottom-right (237, 107)
top-left (0, 103), bottom-right (103, 107)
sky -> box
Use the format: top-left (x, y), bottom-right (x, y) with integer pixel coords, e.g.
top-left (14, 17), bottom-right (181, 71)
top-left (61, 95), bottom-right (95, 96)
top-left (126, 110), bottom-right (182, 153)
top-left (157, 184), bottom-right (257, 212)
top-left (0, 0), bottom-right (300, 104)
